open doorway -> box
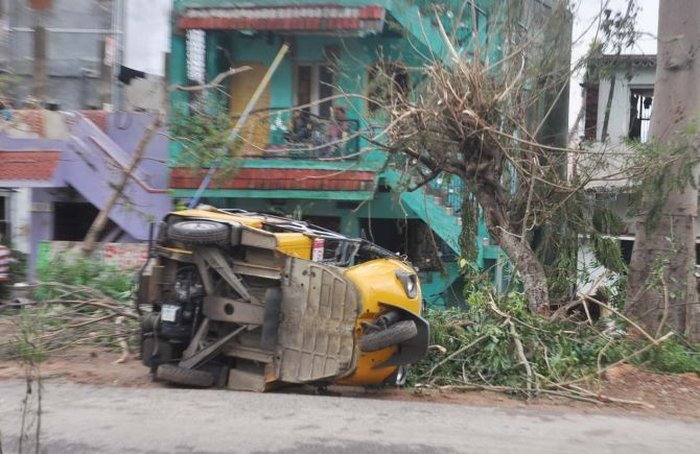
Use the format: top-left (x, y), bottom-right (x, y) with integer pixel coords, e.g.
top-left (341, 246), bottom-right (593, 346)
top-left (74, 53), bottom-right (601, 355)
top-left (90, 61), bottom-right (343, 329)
top-left (359, 218), bottom-right (448, 271)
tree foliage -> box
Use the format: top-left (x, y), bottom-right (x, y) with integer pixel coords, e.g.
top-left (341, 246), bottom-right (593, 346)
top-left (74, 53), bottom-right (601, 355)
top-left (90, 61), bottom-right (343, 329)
top-left (169, 103), bottom-right (243, 179)
top-left (410, 288), bottom-right (700, 397)
top-left (369, 1), bottom-right (631, 311)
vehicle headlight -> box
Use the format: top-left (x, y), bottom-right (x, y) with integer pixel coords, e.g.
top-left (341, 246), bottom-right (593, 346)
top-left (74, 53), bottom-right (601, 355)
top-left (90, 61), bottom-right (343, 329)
top-left (395, 270), bottom-right (418, 299)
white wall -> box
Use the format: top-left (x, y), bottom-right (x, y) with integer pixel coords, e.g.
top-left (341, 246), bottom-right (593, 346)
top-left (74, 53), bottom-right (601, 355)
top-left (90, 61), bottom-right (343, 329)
top-left (575, 65), bottom-right (656, 190)
top-left (123, 0), bottom-right (171, 76)
top-left (595, 66), bottom-right (656, 143)
top-left (10, 188), bottom-right (31, 254)
top-left (569, 0), bottom-right (658, 139)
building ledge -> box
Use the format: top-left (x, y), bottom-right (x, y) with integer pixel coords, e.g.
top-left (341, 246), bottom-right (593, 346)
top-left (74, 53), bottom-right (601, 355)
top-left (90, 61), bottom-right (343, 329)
top-left (170, 167), bottom-right (377, 192)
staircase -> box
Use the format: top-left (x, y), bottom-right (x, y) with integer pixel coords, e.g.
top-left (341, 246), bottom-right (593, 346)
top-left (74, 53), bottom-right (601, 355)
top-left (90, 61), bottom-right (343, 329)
top-left (383, 169), bottom-right (463, 255)
top-left (60, 113), bottom-right (171, 240)
top-left (382, 169), bottom-right (466, 307)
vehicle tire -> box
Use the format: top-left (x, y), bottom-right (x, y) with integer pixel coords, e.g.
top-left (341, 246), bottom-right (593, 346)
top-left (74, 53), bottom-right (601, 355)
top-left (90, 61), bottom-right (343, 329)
top-left (359, 320), bottom-right (418, 352)
top-left (156, 364), bottom-right (215, 387)
top-left (168, 220), bottom-right (228, 245)
top-left (141, 337), bottom-right (176, 370)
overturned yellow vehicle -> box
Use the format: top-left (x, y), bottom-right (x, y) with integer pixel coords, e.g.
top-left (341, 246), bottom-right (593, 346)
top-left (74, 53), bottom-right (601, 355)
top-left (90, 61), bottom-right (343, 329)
top-left (136, 206), bottom-right (429, 391)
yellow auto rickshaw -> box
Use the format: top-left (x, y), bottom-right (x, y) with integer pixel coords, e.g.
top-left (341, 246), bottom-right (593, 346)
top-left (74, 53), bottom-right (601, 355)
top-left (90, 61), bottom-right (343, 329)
top-left (137, 206), bottom-right (429, 391)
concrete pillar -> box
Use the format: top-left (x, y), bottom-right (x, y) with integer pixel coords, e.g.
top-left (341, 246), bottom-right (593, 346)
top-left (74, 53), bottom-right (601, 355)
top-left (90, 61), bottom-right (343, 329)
top-left (10, 188), bottom-right (31, 254)
top-left (32, 26), bottom-right (47, 102)
top-left (169, 32), bottom-right (188, 115)
top-left (340, 212), bottom-right (360, 238)
top-left (99, 37), bottom-right (113, 108)
top-left (28, 188), bottom-right (54, 279)
top-left (168, 32), bottom-right (188, 160)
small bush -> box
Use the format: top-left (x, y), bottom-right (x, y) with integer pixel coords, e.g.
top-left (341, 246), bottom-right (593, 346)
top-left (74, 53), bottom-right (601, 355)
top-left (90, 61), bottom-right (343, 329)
top-left (36, 254), bottom-right (133, 302)
top-left (410, 287), bottom-right (700, 395)
top-left (642, 342), bottom-right (700, 374)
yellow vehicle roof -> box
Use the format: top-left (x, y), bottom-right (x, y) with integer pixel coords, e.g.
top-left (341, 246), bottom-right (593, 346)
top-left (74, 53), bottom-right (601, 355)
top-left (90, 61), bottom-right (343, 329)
top-left (173, 209), bottom-right (264, 228)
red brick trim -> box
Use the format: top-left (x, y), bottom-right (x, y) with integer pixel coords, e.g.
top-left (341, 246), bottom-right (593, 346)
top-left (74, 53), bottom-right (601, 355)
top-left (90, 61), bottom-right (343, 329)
top-left (0, 151), bottom-right (61, 181)
top-left (170, 167), bottom-right (376, 192)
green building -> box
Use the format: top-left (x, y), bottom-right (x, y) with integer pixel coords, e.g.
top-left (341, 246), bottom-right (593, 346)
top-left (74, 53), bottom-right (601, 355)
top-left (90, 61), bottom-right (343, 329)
top-left (168, 0), bottom-right (569, 307)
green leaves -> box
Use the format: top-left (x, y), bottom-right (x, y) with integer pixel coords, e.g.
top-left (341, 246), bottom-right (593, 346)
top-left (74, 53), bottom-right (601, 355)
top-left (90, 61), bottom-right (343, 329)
top-left (169, 103), bottom-right (243, 176)
top-left (36, 255), bottom-right (133, 302)
top-left (625, 133), bottom-right (700, 232)
top-left (410, 290), bottom-right (629, 392)
top-left (643, 342), bottom-right (700, 374)
top-left (410, 286), bottom-right (700, 394)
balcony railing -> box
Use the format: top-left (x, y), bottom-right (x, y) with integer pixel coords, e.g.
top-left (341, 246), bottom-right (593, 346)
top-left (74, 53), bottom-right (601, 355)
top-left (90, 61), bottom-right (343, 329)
top-left (236, 108), bottom-right (360, 160)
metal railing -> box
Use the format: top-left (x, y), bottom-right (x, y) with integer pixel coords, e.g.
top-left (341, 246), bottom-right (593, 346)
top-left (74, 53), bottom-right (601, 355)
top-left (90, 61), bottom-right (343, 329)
top-left (235, 108), bottom-right (360, 160)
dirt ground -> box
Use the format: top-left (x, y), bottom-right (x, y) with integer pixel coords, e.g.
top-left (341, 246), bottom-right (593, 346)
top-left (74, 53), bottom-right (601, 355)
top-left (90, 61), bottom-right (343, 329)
top-left (1, 317), bottom-right (699, 421)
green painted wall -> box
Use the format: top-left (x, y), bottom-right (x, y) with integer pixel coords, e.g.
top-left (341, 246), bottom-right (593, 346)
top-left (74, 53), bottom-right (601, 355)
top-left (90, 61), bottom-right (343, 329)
top-left (168, 0), bottom-right (533, 304)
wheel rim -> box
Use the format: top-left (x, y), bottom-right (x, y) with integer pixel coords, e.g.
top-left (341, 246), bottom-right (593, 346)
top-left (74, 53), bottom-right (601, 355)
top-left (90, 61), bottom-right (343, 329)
top-left (191, 222), bottom-right (219, 231)
top-left (395, 366), bottom-right (407, 386)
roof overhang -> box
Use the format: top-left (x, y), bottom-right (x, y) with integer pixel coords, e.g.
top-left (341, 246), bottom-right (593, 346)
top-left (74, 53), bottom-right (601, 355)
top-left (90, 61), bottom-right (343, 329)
top-left (178, 4), bottom-right (385, 35)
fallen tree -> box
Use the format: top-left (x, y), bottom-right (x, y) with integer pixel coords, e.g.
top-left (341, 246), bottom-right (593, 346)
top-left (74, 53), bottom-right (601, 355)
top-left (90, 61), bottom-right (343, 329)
top-left (409, 287), bottom-right (699, 404)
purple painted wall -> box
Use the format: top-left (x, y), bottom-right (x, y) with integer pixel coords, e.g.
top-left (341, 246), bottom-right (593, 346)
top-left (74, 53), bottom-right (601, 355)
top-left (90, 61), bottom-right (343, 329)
top-left (106, 112), bottom-right (170, 190)
top-left (0, 136), bottom-right (66, 152)
top-left (60, 114), bottom-right (172, 240)
top-left (1, 111), bottom-right (172, 277)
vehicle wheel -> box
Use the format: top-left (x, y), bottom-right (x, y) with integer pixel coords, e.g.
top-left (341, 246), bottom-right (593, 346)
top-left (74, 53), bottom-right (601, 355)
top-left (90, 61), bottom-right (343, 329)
top-left (156, 364), bottom-right (215, 387)
top-left (141, 337), bottom-right (176, 370)
top-left (359, 320), bottom-right (418, 352)
top-left (168, 220), bottom-right (228, 245)
top-left (383, 365), bottom-right (409, 387)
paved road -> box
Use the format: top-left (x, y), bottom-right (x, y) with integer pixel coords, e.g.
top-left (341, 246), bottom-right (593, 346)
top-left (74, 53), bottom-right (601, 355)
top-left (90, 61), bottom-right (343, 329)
top-left (0, 380), bottom-right (698, 453)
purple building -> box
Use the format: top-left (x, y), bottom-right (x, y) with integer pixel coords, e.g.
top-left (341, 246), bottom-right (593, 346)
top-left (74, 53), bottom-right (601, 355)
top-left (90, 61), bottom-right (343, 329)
top-left (0, 110), bottom-right (171, 275)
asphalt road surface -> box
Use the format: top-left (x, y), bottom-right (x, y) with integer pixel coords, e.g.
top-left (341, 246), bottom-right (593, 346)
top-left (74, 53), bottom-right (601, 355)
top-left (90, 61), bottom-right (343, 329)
top-left (0, 380), bottom-right (698, 453)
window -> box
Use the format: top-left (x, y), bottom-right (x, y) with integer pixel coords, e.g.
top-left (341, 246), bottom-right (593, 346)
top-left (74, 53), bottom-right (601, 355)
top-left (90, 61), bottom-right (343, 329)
top-left (583, 83), bottom-right (599, 141)
top-left (628, 88), bottom-right (653, 143)
top-left (0, 194), bottom-right (8, 239)
top-left (185, 29), bottom-right (206, 112)
top-left (294, 63), bottom-right (334, 118)
top-left (367, 62), bottom-right (409, 114)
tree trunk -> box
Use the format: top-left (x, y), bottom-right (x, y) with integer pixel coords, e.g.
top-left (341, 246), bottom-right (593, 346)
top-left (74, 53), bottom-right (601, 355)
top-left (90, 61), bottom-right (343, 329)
top-left (626, 0), bottom-right (700, 341)
top-left (478, 189), bottom-right (550, 312)
top-left (81, 113), bottom-right (163, 256)
top-left (497, 227), bottom-right (551, 313)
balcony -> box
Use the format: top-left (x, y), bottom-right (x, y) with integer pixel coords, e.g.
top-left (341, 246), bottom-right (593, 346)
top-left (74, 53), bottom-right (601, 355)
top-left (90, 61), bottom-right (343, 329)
top-left (237, 108), bottom-right (361, 161)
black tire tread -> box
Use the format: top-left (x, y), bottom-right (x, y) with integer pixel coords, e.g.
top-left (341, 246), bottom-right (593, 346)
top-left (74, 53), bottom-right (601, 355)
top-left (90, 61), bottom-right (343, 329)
top-left (156, 363), bottom-right (215, 387)
top-left (359, 320), bottom-right (418, 352)
top-left (168, 220), bottom-right (228, 245)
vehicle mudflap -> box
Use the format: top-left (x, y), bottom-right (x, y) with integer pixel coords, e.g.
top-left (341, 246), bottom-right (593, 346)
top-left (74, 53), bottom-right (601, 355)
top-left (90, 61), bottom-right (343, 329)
top-left (275, 258), bottom-right (360, 383)
top-left (375, 309), bottom-right (430, 369)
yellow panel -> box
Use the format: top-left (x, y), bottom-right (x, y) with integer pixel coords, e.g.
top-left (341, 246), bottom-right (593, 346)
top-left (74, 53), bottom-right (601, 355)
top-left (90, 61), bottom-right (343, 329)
top-left (339, 258), bottom-right (423, 385)
top-left (230, 62), bottom-right (271, 156)
top-left (344, 259), bottom-right (422, 316)
top-left (336, 346), bottom-right (398, 386)
top-left (275, 233), bottom-right (312, 260)
top-left (169, 210), bottom-right (311, 258)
